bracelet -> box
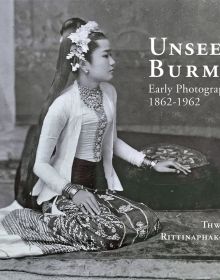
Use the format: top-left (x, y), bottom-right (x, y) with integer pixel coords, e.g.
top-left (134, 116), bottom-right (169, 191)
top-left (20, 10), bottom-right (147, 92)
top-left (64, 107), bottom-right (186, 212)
top-left (141, 156), bottom-right (158, 169)
top-left (62, 183), bottom-right (84, 199)
top-left (149, 160), bottom-right (158, 169)
top-left (141, 156), bottom-right (150, 168)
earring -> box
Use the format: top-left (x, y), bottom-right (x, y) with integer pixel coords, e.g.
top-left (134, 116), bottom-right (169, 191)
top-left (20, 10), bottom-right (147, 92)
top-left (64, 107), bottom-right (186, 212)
top-left (85, 69), bottom-right (89, 74)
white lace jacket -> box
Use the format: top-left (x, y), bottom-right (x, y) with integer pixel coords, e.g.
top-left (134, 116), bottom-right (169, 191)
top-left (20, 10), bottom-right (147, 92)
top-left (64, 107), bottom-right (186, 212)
top-left (32, 81), bottom-right (145, 205)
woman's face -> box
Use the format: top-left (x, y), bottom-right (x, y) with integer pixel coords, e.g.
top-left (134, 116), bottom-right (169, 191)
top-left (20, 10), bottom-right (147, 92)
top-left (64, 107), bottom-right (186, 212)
top-left (86, 39), bottom-right (115, 83)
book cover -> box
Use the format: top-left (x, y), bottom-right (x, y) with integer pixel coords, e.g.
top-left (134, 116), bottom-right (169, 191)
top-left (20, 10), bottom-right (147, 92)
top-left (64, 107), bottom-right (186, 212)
top-left (0, 0), bottom-right (220, 279)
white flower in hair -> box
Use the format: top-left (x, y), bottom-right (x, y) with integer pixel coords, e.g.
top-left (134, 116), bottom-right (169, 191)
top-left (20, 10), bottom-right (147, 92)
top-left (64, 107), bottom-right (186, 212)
top-left (66, 21), bottom-right (100, 72)
top-left (70, 62), bottom-right (80, 72)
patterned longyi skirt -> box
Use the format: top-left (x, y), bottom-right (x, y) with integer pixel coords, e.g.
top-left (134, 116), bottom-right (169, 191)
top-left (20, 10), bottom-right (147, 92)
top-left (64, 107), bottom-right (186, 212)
top-left (1, 190), bottom-right (161, 256)
top-left (0, 158), bottom-right (161, 258)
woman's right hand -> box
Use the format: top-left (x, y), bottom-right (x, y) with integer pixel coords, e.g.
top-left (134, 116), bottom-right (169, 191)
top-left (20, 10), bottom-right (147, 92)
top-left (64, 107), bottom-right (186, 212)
top-left (71, 189), bottom-right (101, 216)
top-left (152, 160), bottom-right (191, 175)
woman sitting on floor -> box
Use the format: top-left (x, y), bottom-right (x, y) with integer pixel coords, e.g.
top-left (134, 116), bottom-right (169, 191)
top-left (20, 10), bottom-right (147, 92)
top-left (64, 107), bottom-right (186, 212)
top-left (0, 18), bottom-right (190, 258)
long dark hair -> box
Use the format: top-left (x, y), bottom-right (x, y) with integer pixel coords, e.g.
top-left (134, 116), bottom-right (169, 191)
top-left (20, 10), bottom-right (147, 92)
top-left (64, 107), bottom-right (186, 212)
top-left (39, 18), bottom-right (106, 123)
top-left (39, 18), bottom-right (85, 123)
top-left (15, 18), bottom-right (106, 209)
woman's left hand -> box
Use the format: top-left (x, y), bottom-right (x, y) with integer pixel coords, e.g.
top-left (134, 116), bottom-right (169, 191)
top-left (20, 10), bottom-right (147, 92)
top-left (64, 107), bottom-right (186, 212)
top-left (152, 160), bottom-right (191, 175)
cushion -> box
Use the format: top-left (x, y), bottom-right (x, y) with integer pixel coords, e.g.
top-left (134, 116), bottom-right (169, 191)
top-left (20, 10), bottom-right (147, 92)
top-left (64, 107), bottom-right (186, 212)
top-left (113, 143), bottom-right (220, 210)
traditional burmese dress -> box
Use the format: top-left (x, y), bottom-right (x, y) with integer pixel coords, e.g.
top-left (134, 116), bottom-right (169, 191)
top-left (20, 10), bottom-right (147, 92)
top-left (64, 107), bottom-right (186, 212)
top-left (0, 86), bottom-right (161, 258)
